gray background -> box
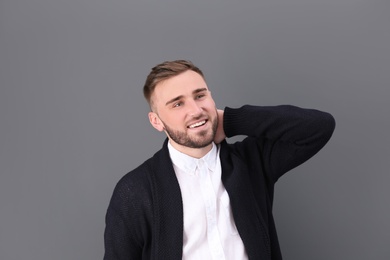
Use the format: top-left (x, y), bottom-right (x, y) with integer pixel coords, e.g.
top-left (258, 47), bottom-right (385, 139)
top-left (1, 0), bottom-right (389, 259)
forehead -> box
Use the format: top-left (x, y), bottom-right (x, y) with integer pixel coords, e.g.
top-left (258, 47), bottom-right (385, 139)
top-left (153, 70), bottom-right (208, 102)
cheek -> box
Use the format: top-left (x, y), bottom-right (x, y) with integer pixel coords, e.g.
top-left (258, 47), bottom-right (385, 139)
top-left (204, 99), bottom-right (216, 109)
top-left (162, 112), bottom-right (186, 127)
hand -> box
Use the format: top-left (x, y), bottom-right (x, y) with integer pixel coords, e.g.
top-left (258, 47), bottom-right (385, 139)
top-left (213, 109), bottom-right (226, 144)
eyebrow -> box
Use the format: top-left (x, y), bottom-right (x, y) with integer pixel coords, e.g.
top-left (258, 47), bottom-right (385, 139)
top-left (165, 88), bottom-right (208, 106)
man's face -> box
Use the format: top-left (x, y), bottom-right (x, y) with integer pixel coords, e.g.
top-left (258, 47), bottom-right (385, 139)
top-left (149, 70), bottom-right (218, 152)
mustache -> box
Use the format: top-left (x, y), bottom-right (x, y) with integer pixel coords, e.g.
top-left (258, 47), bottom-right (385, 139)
top-left (190, 114), bottom-right (206, 120)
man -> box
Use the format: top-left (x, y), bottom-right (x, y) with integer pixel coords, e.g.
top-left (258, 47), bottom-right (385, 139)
top-left (104, 60), bottom-right (335, 259)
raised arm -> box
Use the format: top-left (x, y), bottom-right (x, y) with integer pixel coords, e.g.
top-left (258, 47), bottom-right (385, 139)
top-left (222, 105), bottom-right (335, 182)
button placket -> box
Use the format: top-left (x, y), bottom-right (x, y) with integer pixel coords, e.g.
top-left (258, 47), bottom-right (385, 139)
top-left (198, 159), bottom-right (226, 260)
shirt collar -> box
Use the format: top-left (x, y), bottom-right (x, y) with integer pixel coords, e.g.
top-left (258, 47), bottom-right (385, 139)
top-left (168, 142), bottom-right (219, 175)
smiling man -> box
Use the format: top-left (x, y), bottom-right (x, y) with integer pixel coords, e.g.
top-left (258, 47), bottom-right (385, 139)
top-left (104, 60), bottom-right (336, 260)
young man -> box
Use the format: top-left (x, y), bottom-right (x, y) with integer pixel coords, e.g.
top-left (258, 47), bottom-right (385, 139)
top-left (104, 60), bottom-right (335, 260)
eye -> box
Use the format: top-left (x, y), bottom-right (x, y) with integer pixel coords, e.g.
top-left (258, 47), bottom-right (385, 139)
top-left (196, 93), bottom-right (205, 99)
top-left (173, 102), bottom-right (182, 108)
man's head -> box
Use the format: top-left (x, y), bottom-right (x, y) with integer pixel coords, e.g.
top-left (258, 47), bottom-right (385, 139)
top-left (144, 60), bottom-right (218, 157)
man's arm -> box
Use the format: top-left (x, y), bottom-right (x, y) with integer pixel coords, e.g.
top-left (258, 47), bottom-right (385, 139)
top-left (222, 105), bottom-right (335, 183)
top-left (104, 176), bottom-right (145, 260)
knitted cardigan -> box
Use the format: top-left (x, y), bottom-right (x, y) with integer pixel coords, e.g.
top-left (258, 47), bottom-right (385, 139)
top-left (104, 105), bottom-right (335, 260)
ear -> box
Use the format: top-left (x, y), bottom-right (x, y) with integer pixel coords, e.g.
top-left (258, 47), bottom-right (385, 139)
top-left (148, 112), bottom-right (165, 132)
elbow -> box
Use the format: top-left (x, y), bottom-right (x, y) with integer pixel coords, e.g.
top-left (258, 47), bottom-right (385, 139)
top-left (324, 112), bottom-right (336, 141)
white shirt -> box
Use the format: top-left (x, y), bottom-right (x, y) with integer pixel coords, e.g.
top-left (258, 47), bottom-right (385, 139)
top-left (168, 142), bottom-right (248, 260)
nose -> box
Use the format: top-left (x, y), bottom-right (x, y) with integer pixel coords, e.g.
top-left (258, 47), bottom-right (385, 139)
top-left (187, 99), bottom-right (203, 117)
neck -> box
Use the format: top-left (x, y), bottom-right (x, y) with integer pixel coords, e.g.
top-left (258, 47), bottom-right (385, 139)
top-left (168, 140), bottom-right (213, 159)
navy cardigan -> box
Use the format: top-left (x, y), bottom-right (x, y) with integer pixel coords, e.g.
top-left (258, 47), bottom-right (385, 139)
top-left (104, 105), bottom-right (335, 260)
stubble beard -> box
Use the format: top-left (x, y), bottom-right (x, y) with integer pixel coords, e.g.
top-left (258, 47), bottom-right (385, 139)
top-left (162, 114), bottom-right (218, 149)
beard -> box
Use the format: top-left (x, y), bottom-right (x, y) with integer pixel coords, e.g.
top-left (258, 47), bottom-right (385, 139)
top-left (162, 115), bottom-right (218, 149)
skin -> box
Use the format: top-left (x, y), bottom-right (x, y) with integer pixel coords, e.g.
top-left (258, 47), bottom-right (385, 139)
top-left (148, 70), bottom-right (226, 158)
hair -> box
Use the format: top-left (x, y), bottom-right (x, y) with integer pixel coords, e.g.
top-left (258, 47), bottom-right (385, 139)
top-left (143, 60), bottom-right (204, 108)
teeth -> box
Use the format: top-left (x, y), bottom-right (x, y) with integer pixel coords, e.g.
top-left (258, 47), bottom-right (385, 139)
top-left (189, 120), bottom-right (206, 129)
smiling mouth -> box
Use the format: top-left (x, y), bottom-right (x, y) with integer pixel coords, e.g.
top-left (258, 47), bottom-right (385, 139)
top-left (188, 120), bottom-right (207, 129)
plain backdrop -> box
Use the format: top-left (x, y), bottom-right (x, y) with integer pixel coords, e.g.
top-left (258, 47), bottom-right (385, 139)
top-left (1, 0), bottom-right (389, 259)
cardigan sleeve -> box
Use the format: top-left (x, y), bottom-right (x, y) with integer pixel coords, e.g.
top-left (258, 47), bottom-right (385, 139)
top-left (104, 179), bottom-right (142, 260)
top-left (104, 168), bottom-right (153, 260)
top-left (223, 105), bottom-right (335, 183)
top-left (104, 205), bottom-right (142, 260)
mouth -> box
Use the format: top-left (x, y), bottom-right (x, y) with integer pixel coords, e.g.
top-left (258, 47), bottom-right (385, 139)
top-left (187, 120), bottom-right (207, 129)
